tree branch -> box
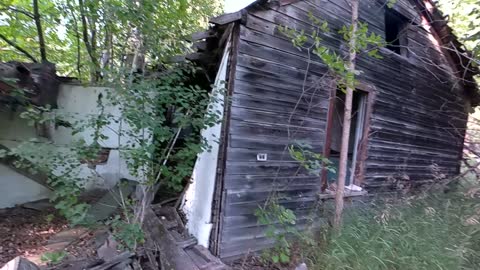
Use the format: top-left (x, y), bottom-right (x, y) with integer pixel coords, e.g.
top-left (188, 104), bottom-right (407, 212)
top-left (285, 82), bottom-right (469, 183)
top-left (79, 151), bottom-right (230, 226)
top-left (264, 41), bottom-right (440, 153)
top-left (32, 0), bottom-right (47, 62)
top-left (0, 7), bottom-right (34, 19)
top-left (0, 33), bottom-right (38, 62)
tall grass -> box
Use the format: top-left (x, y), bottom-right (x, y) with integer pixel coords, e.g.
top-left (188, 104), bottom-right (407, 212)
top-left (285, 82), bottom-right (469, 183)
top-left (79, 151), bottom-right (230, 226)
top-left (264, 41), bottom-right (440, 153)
top-left (306, 185), bottom-right (480, 270)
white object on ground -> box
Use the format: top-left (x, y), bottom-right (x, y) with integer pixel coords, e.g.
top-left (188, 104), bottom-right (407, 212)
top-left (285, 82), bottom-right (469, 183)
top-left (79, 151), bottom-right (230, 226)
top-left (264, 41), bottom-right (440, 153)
top-left (345, 184), bottom-right (363, 191)
top-left (295, 263), bottom-right (308, 270)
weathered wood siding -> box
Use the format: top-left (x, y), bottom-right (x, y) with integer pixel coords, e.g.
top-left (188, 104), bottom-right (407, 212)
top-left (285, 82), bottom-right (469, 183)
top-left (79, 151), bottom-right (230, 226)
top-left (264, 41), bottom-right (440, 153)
top-left (216, 0), bottom-right (469, 259)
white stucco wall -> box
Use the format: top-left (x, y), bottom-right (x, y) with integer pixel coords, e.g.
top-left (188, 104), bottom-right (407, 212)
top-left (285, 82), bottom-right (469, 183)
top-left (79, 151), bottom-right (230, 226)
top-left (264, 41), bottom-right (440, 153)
top-left (0, 164), bottom-right (51, 208)
top-left (0, 84), bottom-right (138, 208)
top-left (182, 39), bottom-right (231, 247)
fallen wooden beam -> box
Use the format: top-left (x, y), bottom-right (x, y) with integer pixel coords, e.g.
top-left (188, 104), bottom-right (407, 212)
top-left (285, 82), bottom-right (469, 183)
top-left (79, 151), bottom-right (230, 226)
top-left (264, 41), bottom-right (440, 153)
top-left (143, 207), bottom-right (200, 270)
top-left (144, 205), bottom-right (231, 270)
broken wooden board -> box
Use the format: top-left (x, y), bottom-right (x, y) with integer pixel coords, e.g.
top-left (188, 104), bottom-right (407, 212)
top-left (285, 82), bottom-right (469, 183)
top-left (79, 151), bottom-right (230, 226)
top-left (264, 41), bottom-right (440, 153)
top-left (143, 207), bottom-right (199, 270)
top-left (144, 206), bottom-right (230, 270)
top-left (185, 245), bottom-right (230, 270)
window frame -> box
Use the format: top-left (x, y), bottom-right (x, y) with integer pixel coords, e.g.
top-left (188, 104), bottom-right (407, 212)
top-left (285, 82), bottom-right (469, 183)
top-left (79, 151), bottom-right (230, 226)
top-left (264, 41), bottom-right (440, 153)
top-left (385, 8), bottom-right (410, 57)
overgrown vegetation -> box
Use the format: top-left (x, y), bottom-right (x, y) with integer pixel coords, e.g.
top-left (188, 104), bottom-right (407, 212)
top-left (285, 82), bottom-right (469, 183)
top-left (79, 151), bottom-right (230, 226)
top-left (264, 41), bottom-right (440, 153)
top-left (306, 182), bottom-right (480, 270)
top-left (0, 0), bottom-right (223, 81)
top-left (0, 64), bottom-right (222, 249)
top-left (1, 0), bottom-right (224, 251)
top-left (255, 200), bottom-right (299, 264)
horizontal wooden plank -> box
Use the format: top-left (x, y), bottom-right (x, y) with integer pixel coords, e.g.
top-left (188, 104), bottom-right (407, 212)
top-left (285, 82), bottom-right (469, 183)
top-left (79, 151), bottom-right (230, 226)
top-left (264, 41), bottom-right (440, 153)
top-left (224, 175), bottom-right (321, 190)
top-left (222, 208), bottom-right (317, 229)
top-left (230, 106), bottom-right (327, 130)
top-left (224, 198), bottom-right (318, 216)
top-left (224, 160), bottom-right (314, 176)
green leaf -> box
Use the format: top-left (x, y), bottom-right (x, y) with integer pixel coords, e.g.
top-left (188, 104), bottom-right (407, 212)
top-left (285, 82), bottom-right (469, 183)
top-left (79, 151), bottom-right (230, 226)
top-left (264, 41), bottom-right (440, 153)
top-left (280, 253), bottom-right (290, 263)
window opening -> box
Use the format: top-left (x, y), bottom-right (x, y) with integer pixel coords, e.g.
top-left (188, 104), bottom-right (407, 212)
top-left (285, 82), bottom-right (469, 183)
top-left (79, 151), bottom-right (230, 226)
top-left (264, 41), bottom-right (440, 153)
top-left (385, 8), bottom-right (409, 56)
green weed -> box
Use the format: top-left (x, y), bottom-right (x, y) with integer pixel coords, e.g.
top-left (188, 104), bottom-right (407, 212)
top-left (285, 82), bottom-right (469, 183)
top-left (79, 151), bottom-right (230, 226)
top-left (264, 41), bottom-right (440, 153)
top-left (305, 188), bottom-right (480, 270)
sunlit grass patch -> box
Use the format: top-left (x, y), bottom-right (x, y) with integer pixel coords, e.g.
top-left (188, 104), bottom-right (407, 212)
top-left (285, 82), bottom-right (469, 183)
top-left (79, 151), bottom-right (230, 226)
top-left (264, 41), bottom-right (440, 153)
top-left (305, 186), bottom-right (480, 270)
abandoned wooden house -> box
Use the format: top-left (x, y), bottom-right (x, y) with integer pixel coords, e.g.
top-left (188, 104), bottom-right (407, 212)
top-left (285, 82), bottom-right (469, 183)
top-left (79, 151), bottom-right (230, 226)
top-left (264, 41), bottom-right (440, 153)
top-left (181, 0), bottom-right (479, 261)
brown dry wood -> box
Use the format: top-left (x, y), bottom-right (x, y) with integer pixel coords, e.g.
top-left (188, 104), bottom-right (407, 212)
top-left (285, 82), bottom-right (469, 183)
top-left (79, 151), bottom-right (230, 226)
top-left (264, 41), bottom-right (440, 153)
top-left (142, 207), bottom-right (200, 270)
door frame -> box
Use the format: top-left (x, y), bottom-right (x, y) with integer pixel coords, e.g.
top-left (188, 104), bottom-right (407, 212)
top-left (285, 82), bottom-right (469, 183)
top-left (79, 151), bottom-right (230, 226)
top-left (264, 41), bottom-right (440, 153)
top-left (321, 81), bottom-right (376, 191)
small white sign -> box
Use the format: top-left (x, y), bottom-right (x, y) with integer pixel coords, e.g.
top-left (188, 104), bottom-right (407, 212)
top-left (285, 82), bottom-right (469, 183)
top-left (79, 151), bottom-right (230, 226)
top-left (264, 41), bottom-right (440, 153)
top-left (257, 153), bottom-right (268, 161)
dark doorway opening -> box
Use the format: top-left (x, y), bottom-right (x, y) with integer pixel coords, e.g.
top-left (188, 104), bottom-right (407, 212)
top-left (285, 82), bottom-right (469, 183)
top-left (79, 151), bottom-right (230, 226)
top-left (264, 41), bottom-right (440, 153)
top-left (326, 89), bottom-right (369, 187)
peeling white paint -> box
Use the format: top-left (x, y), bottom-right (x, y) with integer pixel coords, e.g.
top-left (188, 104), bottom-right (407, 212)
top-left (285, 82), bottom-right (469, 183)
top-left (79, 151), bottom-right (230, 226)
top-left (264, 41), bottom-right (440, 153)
top-left (182, 38), bottom-right (231, 248)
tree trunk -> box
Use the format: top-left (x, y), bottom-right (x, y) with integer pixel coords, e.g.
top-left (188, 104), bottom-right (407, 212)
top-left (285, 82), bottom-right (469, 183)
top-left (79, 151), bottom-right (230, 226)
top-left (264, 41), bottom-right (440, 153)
top-left (67, 3), bottom-right (82, 78)
top-left (334, 0), bottom-right (359, 230)
top-left (78, 0), bottom-right (100, 82)
top-left (32, 0), bottom-right (47, 62)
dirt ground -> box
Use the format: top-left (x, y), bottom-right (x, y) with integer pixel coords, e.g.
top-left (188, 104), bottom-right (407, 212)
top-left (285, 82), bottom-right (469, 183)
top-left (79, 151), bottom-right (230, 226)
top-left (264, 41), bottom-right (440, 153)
top-left (0, 206), bottom-right (68, 265)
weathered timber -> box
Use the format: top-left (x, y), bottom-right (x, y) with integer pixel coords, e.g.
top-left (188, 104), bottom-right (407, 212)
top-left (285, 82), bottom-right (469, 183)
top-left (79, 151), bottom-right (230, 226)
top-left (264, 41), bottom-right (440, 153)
top-left (190, 30), bottom-right (215, 42)
top-left (210, 11), bottom-right (244, 25)
top-left (143, 207), bottom-right (200, 270)
top-left (188, 0), bottom-right (477, 261)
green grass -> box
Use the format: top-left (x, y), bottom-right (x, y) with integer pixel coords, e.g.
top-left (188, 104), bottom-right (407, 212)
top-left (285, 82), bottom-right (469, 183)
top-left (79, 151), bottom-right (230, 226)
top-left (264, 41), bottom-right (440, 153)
top-left (304, 184), bottom-right (480, 270)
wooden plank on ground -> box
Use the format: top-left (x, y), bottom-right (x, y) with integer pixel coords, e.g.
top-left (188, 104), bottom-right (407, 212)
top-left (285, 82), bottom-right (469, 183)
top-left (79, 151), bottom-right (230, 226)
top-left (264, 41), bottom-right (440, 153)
top-left (143, 207), bottom-right (200, 270)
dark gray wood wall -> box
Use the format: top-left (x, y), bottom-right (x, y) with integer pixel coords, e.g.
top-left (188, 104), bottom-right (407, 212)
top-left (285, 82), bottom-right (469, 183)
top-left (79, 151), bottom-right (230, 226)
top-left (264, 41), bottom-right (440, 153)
top-left (215, 0), bottom-right (469, 259)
